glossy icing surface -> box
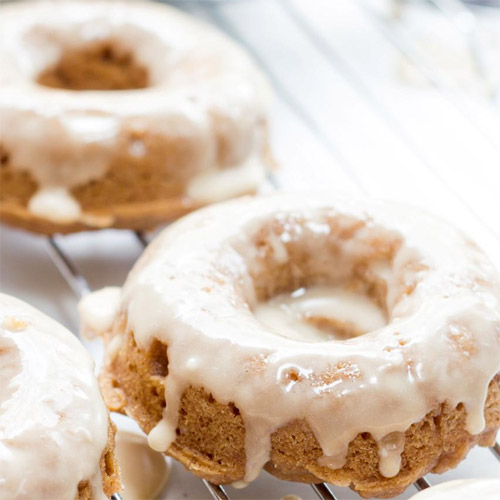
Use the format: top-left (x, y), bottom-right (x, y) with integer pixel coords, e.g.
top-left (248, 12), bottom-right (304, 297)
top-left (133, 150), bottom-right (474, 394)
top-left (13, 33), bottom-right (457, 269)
top-left (0, 0), bottom-right (270, 223)
top-left (81, 193), bottom-right (500, 483)
top-left (409, 479), bottom-right (500, 499)
top-left (0, 293), bottom-right (110, 499)
top-left (255, 285), bottom-right (387, 342)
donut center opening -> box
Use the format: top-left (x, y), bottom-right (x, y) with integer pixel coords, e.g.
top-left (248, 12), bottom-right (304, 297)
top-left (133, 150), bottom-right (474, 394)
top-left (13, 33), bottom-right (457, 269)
top-left (36, 41), bottom-right (149, 91)
top-left (254, 285), bottom-right (387, 342)
top-left (240, 212), bottom-right (402, 343)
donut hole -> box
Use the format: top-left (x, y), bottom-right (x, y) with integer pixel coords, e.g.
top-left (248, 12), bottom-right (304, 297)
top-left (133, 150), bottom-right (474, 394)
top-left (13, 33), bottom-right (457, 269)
top-left (36, 40), bottom-right (149, 91)
top-left (240, 214), bottom-right (403, 342)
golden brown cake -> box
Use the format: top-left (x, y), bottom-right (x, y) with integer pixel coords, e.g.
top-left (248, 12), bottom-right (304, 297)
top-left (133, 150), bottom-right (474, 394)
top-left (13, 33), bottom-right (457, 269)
top-left (0, 293), bottom-right (121, 499)
top-left (0, 0), bottom-right (272, 234)
top-left (79, 194), bottom-right (500, 498)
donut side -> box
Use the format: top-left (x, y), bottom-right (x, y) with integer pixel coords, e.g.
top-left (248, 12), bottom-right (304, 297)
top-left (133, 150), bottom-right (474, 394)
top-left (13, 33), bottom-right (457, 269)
top-left (77, 419), bottom-right (121, 500)
top-left (99, 326), bottom-right (500, 498)
top-left (0, 126), bottom-right (195, 233)
top-left (0, 139), bottom-right (274, 234)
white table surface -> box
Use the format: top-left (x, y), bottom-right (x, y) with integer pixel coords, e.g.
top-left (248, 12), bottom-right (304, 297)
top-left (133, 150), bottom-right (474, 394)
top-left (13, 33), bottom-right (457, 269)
top-left (1, 0), bottom-right (499, 498)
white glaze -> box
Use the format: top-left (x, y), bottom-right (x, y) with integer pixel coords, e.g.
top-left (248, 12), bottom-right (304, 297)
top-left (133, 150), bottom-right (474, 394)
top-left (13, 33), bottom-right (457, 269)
top-left (254, 285), bottom-right (387, 342)
top-left (409, 479), bottom-right (500, 499)
top-left (0, 0), bottom-right (271, 224)
top-left (0, 293), bottom-right (110, 499)
top-left (79, 286), bottom-right (121, 340)
top-left (28, 186), bottom-right (82, 223)
top-left (186, 153), bottom-right (268, 204)
top-left (81, 193), bottom-right (500, 483)
top-left (114, 430), bottom-right (169, 500)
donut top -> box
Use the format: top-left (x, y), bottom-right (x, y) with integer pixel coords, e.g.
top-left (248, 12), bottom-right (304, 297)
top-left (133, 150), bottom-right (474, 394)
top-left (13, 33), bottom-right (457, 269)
top-left (80, 193), bottom-right (500, 483)
top-left (409, 479), bottom-right (500, 499)
top-left (0, 0), bottom-right (270, 223)
top-left (0, 294), bottom-right (110, 499)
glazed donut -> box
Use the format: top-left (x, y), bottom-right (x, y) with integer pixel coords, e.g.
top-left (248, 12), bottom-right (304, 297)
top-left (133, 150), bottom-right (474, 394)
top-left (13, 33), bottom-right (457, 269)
top-left (409, 479), bottom-right (500, 499)
top-left (0, 0), bottom-right (272, 234)
top-left (0, 293), bottom-right (121, 499)
top-left (79, 193), bottom-right (500, 498)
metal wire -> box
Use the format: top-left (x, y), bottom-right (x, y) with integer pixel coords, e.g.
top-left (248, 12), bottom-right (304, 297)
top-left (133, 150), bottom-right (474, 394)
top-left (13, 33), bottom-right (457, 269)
top-left (312, 483), bottom-right (338, 500)
top-left (135, 230), bottom-right (150, 248)
top-left (46, 236), bottom-right (90, 298)
top-left (491, 440), bottom-right (500, 460)
top-left (203, 481), bottom-right (230, 500)
top-left (414, 477), bottom-right (432, 491)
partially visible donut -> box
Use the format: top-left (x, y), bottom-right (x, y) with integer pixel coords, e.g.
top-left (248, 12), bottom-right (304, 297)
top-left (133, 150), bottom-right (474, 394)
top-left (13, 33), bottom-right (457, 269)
top-left (0, 293), bottom-right (121, 499)
top-left (0, 0), bottom-right (272, 234)
top-left (80, 193), bottom-right (500, 498)
top-left (409, 479), bottom-right (500, 499)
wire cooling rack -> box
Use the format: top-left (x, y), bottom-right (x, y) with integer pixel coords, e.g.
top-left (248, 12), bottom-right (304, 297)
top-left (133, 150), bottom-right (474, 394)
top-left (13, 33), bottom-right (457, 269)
top-left (1, 0), bottom-right (500, 498)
